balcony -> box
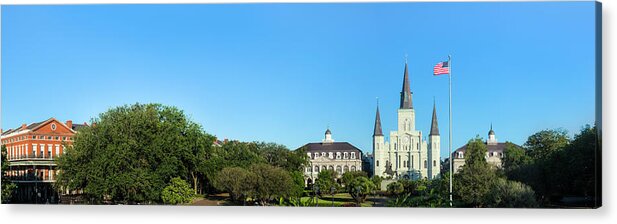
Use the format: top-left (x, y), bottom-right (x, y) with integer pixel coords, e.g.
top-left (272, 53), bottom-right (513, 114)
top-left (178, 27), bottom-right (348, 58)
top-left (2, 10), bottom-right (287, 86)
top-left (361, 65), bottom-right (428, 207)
top-left (8, 154), bottom-right (56, 161)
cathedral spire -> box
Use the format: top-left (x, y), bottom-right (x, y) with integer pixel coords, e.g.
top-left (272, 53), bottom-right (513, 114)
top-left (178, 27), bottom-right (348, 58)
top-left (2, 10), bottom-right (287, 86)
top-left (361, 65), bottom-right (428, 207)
top-left (430, 100), bottom-right (439, 136)
top-left (373, 100), bottom-right (383, 137)
top-left (400, 61), bottom-right (413, 109)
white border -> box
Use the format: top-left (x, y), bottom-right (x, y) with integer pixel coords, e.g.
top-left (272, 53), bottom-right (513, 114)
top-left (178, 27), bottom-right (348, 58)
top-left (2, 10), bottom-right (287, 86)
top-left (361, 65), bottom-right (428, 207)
top-left (0, 1), bottom-right (613, 224)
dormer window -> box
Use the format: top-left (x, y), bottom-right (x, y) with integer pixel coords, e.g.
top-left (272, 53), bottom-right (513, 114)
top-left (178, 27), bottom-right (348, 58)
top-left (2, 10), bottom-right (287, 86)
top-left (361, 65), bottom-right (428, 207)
top-left (344, 152), bottom-right (348, 159)
top-left (336, 152), bottom-right (341, 159)
top-left (351, 152), bottom-right (356, 159)
top-left (322, 152), bottom-right (326, 157)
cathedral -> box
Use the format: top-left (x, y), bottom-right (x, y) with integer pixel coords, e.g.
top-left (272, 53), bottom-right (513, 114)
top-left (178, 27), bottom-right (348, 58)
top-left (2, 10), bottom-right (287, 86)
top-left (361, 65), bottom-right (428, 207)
top-left (372, 61), bottom-right (441, 180)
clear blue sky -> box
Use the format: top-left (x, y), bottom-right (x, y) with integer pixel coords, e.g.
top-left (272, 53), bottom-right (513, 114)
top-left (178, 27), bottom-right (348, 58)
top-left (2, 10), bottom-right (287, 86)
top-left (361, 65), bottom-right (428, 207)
top-left (1, 2), bottom-right (597, 159)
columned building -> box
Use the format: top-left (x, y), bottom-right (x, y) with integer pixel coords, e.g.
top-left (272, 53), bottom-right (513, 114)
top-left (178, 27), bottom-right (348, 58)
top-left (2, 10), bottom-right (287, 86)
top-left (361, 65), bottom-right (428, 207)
top-left (1, 118), bottom-right (87, 203)
top-left (298, 129), bottom-right (363, 186)
top-left (372, 61), bottom-right (441, 180)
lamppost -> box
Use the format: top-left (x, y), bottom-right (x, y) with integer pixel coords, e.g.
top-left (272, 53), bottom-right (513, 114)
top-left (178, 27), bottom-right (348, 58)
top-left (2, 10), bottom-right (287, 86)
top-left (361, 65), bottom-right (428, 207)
top-left (355, 186), bottom-right (362, 207)
top-left (313, 185), bottom-right (319, 207)
top-left (330, 186), bottom-right (336, 207)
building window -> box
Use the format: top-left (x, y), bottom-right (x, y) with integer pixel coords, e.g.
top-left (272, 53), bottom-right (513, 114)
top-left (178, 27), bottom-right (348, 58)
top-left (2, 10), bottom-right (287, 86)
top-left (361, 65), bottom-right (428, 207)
top-left (376, 160), bottom-right (379, 167)
top-left (344, 165), bottom-right (349, 173)
top-left (351, 166), bottom-right (356, 172)
top-left (489, 152), bottom-right (494, 157)
top-left (424, 160), bottom-right (427, 168)
top-left (344, 152), bottom-right (348, 159)
top-left (322, 152), bottom-right (326, 157)
top-left (48, 145), bottom-right (52, 159)
top-left (307, 166), bottom-right (312, 172)
top-left (55, 145), bottom-right (60, 157)
top-left (328, 152), bottom-right (333, 159)
top-left (336, 166), bottom-right (342, 174)
top-left (314, 152), bottom-right (319, 158)
top-left (351, 152), bottom-right (356, 159)
top-left (322, 166), bottom-right (327, 171)
top-left (315, 166), bottom-right (319, 173)
top-left (51, 123), bottom-right (57, 130)
top-left (336, 152), bottom-right (341, 159)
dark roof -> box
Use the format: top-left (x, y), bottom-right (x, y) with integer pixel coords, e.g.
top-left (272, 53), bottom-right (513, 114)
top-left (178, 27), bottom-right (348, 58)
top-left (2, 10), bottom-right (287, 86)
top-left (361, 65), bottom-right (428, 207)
top-left (430, 102), bottom-right (439, 136)
top-left (72, 124), bottom-right (89, 131)
top-left (488, 124), bottom-right (495, 136)
top-left (453, 143), bottom-right (516, 156)
top-left (299, 142), bottom-right (362, 153)
top-left (400, 62), bottom-right (413, 109)
top-left (373, 105), bottom-right (383, 136)
top-left (1, 121), bottom-right (45, 136)
top-left (325, 129), bottom-right (331, 135)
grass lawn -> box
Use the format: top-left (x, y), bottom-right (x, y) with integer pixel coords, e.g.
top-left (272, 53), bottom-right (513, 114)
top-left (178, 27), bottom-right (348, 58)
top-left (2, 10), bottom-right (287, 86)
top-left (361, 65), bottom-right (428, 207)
top-left (299, 193), bottom-right (377, 207)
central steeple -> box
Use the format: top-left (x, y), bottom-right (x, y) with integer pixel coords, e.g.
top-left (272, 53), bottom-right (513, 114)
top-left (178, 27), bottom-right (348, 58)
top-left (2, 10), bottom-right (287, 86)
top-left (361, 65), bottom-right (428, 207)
top-left (400, 61), bottom-right (413, 109)
top-left (373, 103), bottom-right (383, 137)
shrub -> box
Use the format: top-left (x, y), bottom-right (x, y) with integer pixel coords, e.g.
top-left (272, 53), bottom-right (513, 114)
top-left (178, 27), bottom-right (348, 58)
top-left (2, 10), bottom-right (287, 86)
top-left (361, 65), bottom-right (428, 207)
top-left (161, 177), bottom-right (195, 205)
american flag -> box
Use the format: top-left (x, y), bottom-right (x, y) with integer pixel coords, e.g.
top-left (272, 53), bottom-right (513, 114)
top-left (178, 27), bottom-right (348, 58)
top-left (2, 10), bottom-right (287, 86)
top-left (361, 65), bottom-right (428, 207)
top-left (433, 61), bottom-right (450, 75)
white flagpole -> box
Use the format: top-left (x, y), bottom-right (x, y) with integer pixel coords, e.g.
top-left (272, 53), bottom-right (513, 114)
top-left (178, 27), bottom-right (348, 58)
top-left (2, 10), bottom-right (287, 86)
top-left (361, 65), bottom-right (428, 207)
top-left (448, 54), bottom-right (453, 207)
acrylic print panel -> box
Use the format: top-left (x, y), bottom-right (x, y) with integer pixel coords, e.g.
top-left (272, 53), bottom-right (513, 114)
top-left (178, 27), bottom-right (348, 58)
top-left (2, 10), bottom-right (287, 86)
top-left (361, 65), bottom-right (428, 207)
top-left (0, 1), bottom-right (601, 208)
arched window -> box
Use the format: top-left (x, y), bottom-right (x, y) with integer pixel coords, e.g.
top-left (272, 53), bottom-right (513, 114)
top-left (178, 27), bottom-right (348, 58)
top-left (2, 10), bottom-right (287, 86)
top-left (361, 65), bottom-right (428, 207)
top-left (351, 152), bottom-right (356, 159)
top-left (336, 166), bottom-right (342, 174)
top-left (344, 165), bottom-right (349, 173)
top-left (328, 165), bottom-right (334, 171)
top-left (308, 166), bottom-right (312, 172)
top-left (336, 152), bottom-right (341, 159)
top-left (322, 152), bottom-right (326, 157)
top-left (344, 152), bottom-right (348, 159)
top-left (315, 166), bottom-right (319, 173)
top-left (322, 166), bottom-right (327, 171)
top-left (351, 166), bottom-right (356, 172)
top-left (433, 160), bottom-right (436, 167)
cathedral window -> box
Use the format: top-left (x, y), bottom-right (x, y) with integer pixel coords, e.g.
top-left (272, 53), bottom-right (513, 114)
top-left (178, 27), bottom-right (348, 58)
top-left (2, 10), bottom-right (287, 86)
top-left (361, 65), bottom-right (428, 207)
top-left (376, 160), bottom-right (379, 167)
top-left (424, 160), bottom-right (427, 168)
top-left (433, 160), bottom-right (437, 167)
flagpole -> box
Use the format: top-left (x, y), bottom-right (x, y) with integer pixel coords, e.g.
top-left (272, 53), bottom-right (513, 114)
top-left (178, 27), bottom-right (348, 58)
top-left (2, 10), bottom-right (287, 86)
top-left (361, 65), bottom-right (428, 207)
top-left (448, 54), bottom-right (453, 207)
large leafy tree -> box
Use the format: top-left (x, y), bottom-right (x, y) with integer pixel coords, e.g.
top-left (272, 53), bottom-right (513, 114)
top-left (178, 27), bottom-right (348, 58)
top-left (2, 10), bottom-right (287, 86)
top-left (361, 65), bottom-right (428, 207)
top-left (453, 137), bottom-right (497, 207)
top-left (524, 129), bottom-right (569, 160)
top-left (212, 167), bottom-right (255, 203)
top-left (314, 169), bottom-right (339, 197)
top-left (348, 176), bottom-right (376, 206)
top-left (257, 143), bottom-right (309, 173)
top-left (1, 145), bottom-right (17, 203)
top-left (250, 163), bottom-right (293, 205)
top-left (55, 103), bottom-right (213, 204)
top-left (341, 171), bottom-right (367, 191)
top-left (161, 177), bottom-right (195, 205)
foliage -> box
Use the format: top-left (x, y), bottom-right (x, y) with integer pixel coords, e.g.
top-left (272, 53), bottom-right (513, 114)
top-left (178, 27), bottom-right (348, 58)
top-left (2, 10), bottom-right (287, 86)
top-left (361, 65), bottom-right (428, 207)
top-left (347, 176), bottom-right (376, 205)
top-left (257, 143), bottom-right (309, 173)
top-left (387, 181), bottom-right (404, 195)
top-left (55, 103), bottom-right (214, 204)
top-left (314, 169), bottom-right (339, 197)
top-left (453, 137), bottom-right (497, 207)
top-left (212, 167), bottom-right (255, 203)
top-left (341, 171), bottom-right (367, 191)
top-left (524, 129), bottom-right (569, 160)
top-left (370, 175), bottom-right (383, 191)
top-left (502, 141), bottom-right (530, 169)
top-left (250, 163), bottom-right (293, 205)
top-left (161, 177), bottom-right (195, 205)
top-left (484, 178), bottom-right (538, 208)
top-left (287, 171), bottom-right (306, 205)
top-left (1, 145), bottom-right (17, 203)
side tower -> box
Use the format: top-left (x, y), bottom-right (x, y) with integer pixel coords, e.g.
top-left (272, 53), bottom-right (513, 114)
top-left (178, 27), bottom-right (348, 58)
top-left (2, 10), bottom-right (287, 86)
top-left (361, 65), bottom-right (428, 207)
top-left (428, 102), bottom-right (441, 179)
top-left (397, 62), bottom-right (415, 132)
top-left (373, 103), bottom-right (385, 177)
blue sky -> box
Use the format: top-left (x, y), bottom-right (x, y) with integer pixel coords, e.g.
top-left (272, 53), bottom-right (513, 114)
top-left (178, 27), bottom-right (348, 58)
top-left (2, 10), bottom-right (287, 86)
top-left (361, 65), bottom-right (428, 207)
top-left (1, 2), bottom-right (597, 159)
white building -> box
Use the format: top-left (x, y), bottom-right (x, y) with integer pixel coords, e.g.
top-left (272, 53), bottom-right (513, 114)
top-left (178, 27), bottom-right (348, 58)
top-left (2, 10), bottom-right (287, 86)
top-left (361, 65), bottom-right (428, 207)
top-left (372, 61), bottom-right (441, 180)
top-left (451, 125), bottom-right (514, 173)
top-left (299, 129), bottom-right (363, 186)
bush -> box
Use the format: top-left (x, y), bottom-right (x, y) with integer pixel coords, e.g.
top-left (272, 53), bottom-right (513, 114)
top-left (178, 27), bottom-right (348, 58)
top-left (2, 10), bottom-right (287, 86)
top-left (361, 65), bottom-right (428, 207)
top-left (161, 177), bottom-right (195, 205)
top-left (485, 178), bottom-right (538, 208)
top-left (387, 182), bottom-right (404, 195)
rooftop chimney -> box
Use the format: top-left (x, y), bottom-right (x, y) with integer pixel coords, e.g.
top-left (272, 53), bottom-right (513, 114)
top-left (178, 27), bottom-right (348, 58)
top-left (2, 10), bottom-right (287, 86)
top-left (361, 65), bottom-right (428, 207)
top-left (66, 120), bottom-right (73, 129)
top-left (21, 124), bottom-right (27, 130)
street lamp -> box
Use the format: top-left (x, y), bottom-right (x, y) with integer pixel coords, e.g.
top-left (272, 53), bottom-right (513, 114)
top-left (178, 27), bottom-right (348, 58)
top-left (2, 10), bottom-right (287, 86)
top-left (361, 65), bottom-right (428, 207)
top-left (330, 186), bottom-right (336, 207)
top-left (313, 185), bottom-right (320, 207)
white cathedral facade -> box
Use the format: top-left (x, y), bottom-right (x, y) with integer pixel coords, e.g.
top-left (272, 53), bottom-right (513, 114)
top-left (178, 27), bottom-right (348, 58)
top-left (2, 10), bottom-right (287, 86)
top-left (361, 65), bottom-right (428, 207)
top-left (372, 62), bottom-right (441, 180)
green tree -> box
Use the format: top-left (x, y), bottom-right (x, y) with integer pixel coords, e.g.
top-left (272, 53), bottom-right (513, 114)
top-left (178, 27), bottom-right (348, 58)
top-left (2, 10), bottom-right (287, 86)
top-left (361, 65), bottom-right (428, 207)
top-left (348, 176), bottom-right (376, 205)
top-left (502, 141), bottom-right (529, 169)
top-left (314, 169), bottom-right (339, 197)
top-left (257, 143), bottom-right (309, 173)
top-left (161, 177), bottom-right (195, 205)
top-left (287, 171), bottom-right (306, 205)
top-left (370, 175), bottom-right (383, 191)
top-left (525, 129), bottom-right (569, 160)
top-left (212, 167), bottom-right (255, 203)
top-left (55, 103), bottom-right (213, 204)
top-left (453, 137), bottom-right (497, 207)
top-left (341, 171), bottom-right (367, 191)
top-left (1, 145), bottom-right (17, 203)
top-left (250, 163), bottom-right (293, 205)
top-left (484, 178), bottom-right (538, 208)
top-left (387, 181), bottom-right (404, 195)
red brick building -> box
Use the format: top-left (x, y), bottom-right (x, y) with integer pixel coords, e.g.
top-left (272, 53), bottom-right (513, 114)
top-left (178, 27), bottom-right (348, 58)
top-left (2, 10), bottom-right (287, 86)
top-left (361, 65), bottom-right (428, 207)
top-left (1, 117), bottom-right (87, 203)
